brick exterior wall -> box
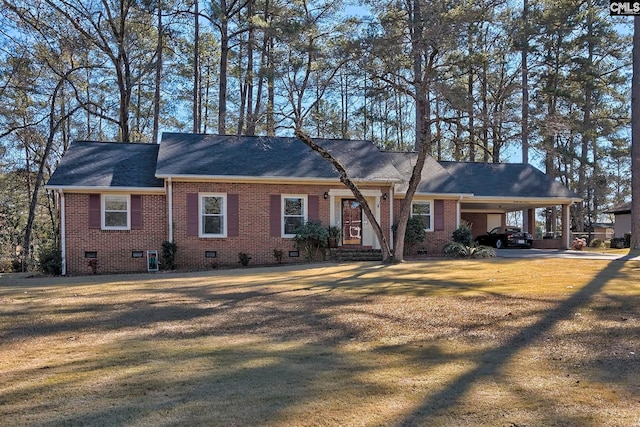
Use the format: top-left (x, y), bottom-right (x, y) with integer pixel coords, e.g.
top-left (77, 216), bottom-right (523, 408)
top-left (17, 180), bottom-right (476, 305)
top-left (64, 193), bottom-right (167, 275)
top-left (63, 182), bottom-right (393, 274)
top-left (393, 198), bottom-right (459, 255)
top-left (171, 181), bottom-right (392, 270)
top-left (462, 213), bottom-right (489, 238)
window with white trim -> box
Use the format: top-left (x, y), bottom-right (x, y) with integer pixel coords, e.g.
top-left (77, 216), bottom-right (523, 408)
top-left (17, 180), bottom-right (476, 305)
top-left (282, 195), bottom-right (307, 237)
top-left (200, 194), bottom-right (227, 237)
top-left (411, 201), bottom-right (433, 231)
top-left (102, 195), bottom-right (130, 230)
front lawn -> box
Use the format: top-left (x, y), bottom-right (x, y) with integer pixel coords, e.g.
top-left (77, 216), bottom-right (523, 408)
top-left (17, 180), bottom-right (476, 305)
top-left (1, 258), bottom-right (638, 426)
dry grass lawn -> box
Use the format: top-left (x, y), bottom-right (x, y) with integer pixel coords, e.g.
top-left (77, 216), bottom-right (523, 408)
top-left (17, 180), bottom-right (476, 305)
top-left (1, 257), bottom-right (639, 426)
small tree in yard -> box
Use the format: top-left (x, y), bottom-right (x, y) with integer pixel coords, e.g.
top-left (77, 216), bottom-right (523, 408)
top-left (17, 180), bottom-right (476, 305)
top-left (393, 216), bottom-right (426, 255)
top-left (162, 241), bottom-right (177, 270)
top-left (294, 221), bottom-right (329, 260)
top-left (38, 242), bottom-right (62, 275)
top-left (445, 226), bottom-right (493, 258)
top-left (452, 225), bottom-right (473, 246)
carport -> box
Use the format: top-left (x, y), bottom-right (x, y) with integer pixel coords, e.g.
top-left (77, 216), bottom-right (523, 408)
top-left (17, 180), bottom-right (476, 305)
top-left (437, 162), bottom-right (582, 250)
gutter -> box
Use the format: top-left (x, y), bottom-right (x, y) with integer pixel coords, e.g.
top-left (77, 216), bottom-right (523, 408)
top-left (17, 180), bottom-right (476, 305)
top-left (154, 174), bottom-right (403, 186)
top-left (168, 177), bottom-right (173, 243)
top-left (44, 185), bottom-right (165, 194)
top-left (58, 189), bottom-right (67, 276)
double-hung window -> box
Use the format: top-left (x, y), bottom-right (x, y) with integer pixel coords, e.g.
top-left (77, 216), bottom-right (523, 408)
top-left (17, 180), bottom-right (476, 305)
top-left (200, 194), bottom-right (226, 237)
top-left (411, 201), bottom-right (433, 232)
top-left (102, 195), bottom-right (130, 230)
top-left (282, 195), bottom-right (307, 237)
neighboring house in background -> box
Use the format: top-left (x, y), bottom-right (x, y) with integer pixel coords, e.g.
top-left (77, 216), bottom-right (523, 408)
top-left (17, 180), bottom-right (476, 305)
top-left (590, 223), bottom-right (615, 241)
top-left (46, 133), bottom-right (581, 275)
top-left (604, 202), bottom-right (632, 238)
top-left (573, 222), bottom-right (615, 244)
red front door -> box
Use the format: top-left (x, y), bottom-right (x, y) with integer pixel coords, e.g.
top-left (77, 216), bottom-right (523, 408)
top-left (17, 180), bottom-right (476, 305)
top-left (342, 199), bottom-right (362, 246)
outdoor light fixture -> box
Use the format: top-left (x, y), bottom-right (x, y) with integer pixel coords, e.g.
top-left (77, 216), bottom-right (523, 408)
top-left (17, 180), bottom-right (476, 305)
top-left (382, 193), bottom-right (388, 200)
top-left (323, 192), bottom-right (329, 199)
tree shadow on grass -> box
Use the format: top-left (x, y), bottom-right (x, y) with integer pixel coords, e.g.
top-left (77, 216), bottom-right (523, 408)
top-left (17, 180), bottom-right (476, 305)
top-left (1, 260), bottom-right (637, 426)
top-left (395, 259), bottom-right (632, 426)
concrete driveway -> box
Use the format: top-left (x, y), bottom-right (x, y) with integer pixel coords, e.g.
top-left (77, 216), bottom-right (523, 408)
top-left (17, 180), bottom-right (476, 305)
top-left (494, 248), bottom-right (639, 260)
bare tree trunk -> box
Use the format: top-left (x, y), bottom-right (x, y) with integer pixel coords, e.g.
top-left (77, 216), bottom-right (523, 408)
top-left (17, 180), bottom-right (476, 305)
top-left (411, 0), bottom-right (425, 151)
top-left (24, 71), bottom-right (85, 265)
top-left (152, 2), bottom-right (162, 144)
top-left (393, 88), bottom-right (433, 261)
top-left (521, 0), bottom-right (530, 231)
top-left (218, 1), bottom-right (229, 135)
top-left (521, 0), bottom-right (529, 165)
top-left (295, 129), bottom-right (394, 263)
top-left (116, 0), bottom-right (132, 142)
top-left (631, 17), bottom-right (640, 250)
top-left (237, 36), bottom-right (247, 135)
top-left (468, 26), bottom-right (475, 162)
top-left (266, 35), bottom-right (275, 136)
top-left (203, 64), bottom-right (212, 133)
top-left (481, 54), bottom-right (489, 163)
top-left (193, 0), bottom-right (201, 133)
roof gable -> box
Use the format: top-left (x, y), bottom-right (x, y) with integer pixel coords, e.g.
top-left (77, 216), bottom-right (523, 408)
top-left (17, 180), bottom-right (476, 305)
top-left (384, 152), bottom-right (464, 194)
top-left (437, 161), bottom-right (580, 199)
top-left (156, 133), bottom-right (403, 182)
top-left (46, 141), bottom-right (164, 189)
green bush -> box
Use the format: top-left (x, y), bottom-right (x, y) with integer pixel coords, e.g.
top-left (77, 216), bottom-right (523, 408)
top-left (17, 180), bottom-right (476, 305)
top-left (444, 242), bottom-right (495, 258)
top-left (610, 237), bottom-right (626, 249)
top-left (273, 249), bottom-right (284, 264)
top-left (611, 235), bottom-right (631, 249)
top-left (161, 241), bottom-right (178, 270)
top-left (589, 238), bottom-right (604, 248)
top-left (38, 243), bottom-right (62, 275)
top-left (238, 252), bottom-right (251, 267)
top-left (294, 220), bottom-right (329, 260)
top-left (393, 217), bottom-right (426, 254)
top-left (452, 225), bottom-right (473, 246)
top-left (405, 216), bottom-right (426, 246)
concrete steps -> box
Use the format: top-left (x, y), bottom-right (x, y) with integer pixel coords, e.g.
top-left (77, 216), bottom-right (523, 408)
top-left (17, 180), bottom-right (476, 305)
top-left (329, 248), bottom-right (383, 262)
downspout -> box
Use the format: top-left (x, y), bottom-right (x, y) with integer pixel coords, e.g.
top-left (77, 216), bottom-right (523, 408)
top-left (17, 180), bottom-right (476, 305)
top-left (168, 177), bottom-right (173, 242)
top-left (456, 195), bottom-right (462, 229)
top-left (59, 189), bottom-right (67, 276)
top-left (389, 185), bottom-right (395, 249)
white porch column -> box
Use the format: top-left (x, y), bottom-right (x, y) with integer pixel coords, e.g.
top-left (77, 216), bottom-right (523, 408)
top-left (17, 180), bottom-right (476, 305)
top-left (562, 204), bottom-right (571, 249)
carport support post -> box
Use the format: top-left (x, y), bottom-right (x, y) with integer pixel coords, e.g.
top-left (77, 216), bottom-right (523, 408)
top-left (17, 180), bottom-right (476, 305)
top-left (562, 204), bottom-right (571, 249)
top-left (526, 209), bottom-right (535, 236)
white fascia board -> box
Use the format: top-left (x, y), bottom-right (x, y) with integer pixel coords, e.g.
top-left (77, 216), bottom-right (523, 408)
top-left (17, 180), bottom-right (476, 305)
top-left (156, 174), bottom-right (400, 186)
top-left (44, 185), bottom-right (166, 194)
top-left (464, 195), bottom-right (582, 205)
top-left (394, 191), bottom-right (474, 199)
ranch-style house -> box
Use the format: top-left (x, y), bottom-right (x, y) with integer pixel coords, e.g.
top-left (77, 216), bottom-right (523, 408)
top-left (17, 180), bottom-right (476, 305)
top-left (46, 133), bottom-right (580, 275)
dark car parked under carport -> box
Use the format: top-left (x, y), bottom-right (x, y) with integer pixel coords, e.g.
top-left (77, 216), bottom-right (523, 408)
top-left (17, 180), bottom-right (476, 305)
top-left (475, 226), bottom-right (534, 249)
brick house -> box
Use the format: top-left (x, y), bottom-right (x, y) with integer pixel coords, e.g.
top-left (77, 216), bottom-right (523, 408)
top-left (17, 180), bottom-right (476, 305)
top-left (46, 133), bottom-right (580, 275)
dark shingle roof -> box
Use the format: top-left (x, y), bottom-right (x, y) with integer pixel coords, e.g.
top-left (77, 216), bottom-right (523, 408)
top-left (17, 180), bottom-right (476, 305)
top-left (46, 141), bottom-right (164, 189)
top-left (384, 152), bottom-right (464, 194)
top-left (604, 202), bottom-right (631, 214)
top-left (46, 133), bottom-right (579, 202)
top-left (156, 133), bottom-right (403, 182)
top-left (383, 153), bottom-right (578, 199)
top-left (438, 161), bottom-right (580, 199)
